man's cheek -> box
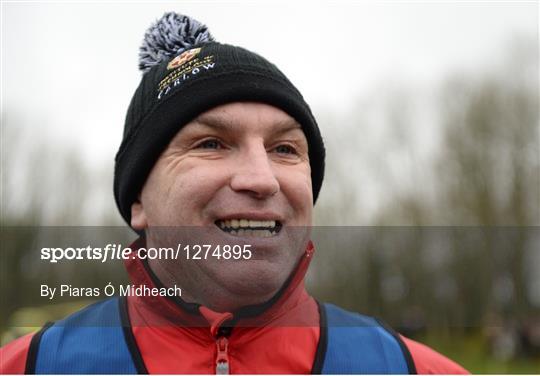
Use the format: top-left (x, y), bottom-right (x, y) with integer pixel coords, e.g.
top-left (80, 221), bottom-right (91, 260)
top-left (286, 174), bottom-right (313, 203)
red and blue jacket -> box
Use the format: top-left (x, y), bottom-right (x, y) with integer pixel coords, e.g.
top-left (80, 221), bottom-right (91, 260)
top-left (1, 240), bottom-right (468, 374)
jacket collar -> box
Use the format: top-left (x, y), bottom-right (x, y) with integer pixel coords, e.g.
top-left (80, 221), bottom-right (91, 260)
top-left (124, 237), bottom-right (315, 332)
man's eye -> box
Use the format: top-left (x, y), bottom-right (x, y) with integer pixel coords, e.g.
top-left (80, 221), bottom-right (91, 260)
top-left (275, 144), bottom-right (297, 155)
top-left (196, 139), bottom-right (222, 149)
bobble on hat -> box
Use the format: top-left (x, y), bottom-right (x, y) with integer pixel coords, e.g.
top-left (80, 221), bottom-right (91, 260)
top-left (138, 12), bottom-right (215, 73)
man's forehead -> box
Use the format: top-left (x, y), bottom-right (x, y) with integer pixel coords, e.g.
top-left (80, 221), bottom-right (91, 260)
top-left (191, 103), bottom-right (302, 134)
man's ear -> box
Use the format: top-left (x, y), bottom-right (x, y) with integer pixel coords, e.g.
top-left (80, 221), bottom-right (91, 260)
top-left (130, 197), bottom-right (148, 230)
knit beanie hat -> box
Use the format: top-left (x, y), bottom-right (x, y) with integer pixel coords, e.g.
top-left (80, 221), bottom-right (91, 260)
top-left (114, 12), bottom-right (325, 225)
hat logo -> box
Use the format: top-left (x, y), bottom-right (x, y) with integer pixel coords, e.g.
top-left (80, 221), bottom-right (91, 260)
top-left (167, 48), bottom-right (202, 70)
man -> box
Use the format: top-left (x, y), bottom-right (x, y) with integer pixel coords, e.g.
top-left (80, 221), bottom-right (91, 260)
top-left (1, 12), bottom-right (467, 374)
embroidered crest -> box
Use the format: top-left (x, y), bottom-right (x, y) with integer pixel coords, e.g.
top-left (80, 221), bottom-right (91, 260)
top-left (167, 48), bottom-right (202, 70)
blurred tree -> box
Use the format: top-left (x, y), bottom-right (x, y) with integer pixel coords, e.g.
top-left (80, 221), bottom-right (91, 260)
top-left (310, 36), bottom-right (538, 335)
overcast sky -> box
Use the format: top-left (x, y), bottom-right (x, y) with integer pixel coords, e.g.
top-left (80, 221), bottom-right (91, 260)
top-left (2, 1), bottom-right (537, 167)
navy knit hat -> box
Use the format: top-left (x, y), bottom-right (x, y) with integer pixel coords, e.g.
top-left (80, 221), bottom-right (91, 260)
top-left (114, 12), bottom-right (325, 225)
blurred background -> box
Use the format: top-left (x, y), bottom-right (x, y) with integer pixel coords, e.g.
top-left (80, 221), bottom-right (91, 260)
top-left (1, 1), bottom-right (539, 372)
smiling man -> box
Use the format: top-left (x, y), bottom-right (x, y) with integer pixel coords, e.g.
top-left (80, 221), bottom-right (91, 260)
top-left (132, 102), bottom-right (313, 313)
top-left (0, 12), bottom-right (467, 374)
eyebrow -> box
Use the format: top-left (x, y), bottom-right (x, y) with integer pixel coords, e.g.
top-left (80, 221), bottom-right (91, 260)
top-left (192, 112), bottom-right (302, 135)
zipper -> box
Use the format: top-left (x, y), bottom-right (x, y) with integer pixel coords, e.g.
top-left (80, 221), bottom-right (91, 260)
top-left (198, 307), bottom-right (233, 374)
top-left (215, 336), bottom-right (230, 374)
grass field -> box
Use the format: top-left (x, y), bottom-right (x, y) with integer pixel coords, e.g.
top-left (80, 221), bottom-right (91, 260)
top-left (418, 332), bottom-right (540, 373)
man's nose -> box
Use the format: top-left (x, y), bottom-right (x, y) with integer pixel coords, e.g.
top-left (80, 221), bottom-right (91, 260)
top-left (229, 143), bottom-right (280, 199)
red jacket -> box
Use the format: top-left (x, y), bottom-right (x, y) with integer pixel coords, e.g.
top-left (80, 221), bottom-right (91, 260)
top-left (1, 240), bottom-right (468, 374)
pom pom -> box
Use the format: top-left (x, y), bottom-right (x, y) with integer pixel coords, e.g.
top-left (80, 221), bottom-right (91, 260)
top-left (138, 12), bottom-right (215, 73)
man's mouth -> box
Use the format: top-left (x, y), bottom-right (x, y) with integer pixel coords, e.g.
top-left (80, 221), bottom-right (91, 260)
top-left (215, 219), bottom-right (283, 237)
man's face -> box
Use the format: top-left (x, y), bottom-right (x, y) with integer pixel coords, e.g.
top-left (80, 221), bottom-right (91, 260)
top-left (131, 102), bottom-right (313, 310)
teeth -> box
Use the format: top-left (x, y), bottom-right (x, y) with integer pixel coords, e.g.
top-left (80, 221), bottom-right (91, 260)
top-left (218, 219), bottom-right (277, 229)
top-left (241, 229), bottom-right (274, 238)
top-left (255, 230), bottom-right (272, 238)
top-left (216, 219), bottom-right (280, 237)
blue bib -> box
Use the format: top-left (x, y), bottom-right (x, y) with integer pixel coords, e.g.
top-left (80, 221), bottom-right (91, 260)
top-left (26, 298), bottom-right (415, 374)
